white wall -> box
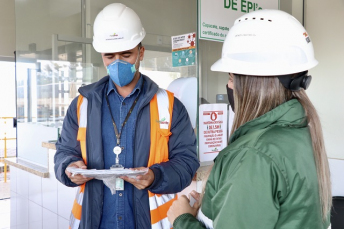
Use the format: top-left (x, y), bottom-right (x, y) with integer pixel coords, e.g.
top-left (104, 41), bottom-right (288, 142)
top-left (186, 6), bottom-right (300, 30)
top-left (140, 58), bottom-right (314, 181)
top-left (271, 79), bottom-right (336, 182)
top-left (0, 0), bottom-right (15, 57)
top-left (329, 158), bottom-right (344, 196)
top-left (15, 0), bottom-right (81, 52)
top-left (17, 123), bottom-right (59, 166)
top-left (305, 0), bottom-right (344, 159)
top-left (10, 150), bottom-right (77, 229)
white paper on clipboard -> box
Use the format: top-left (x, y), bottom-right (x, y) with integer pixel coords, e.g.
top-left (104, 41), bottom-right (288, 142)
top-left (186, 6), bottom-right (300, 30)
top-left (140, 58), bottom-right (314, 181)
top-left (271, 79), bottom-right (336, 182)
top-left (66, 167), bottom-right (149, 195)
top-left (67, 167), bottom-right (148, 179)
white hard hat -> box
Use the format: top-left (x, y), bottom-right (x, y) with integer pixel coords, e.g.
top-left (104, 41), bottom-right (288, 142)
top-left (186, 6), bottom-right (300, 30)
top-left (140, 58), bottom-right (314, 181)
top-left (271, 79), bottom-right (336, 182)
top-left (211, 9), bottom-right (318, 76)
top-left (92, 3), bottom-right (146, 53)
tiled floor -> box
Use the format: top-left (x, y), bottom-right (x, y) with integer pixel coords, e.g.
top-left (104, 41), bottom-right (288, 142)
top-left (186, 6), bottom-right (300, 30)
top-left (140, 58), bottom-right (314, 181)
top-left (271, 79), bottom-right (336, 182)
top-left (0, 175), bottom-right (10, 229)
top-left (0, 198), bottom-right (10, 229)
top-left (0, 172), bottom-right (10, 199)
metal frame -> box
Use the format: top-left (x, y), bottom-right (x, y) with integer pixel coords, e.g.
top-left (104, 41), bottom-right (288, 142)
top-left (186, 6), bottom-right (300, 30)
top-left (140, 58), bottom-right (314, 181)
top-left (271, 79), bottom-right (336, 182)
top-left (51, 34), bottom-right (92, 61)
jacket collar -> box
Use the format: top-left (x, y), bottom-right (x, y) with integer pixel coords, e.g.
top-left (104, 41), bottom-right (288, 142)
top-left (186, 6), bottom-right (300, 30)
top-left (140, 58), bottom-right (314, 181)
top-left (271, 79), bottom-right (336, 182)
top-left (78, 73), bottom-right (159, 106)
top-left (229, 99), bottom-right (307, 143)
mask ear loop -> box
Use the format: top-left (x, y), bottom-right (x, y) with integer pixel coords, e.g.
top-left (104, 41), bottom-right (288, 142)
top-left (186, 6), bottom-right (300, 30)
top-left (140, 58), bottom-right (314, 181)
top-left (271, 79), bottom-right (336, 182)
top-left (131, 47), bottom-right (141, 73)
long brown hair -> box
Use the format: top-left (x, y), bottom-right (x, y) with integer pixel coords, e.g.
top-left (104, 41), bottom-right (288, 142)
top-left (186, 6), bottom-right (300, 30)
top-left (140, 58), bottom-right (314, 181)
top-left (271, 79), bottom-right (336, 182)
top-left (231, 73), bottom-right (331, 220)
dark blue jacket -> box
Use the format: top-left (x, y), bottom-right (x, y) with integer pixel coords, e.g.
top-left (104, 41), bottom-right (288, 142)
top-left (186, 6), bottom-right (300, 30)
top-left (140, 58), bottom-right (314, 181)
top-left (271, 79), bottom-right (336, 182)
top-left (54, 74), bottom-right (199, 229)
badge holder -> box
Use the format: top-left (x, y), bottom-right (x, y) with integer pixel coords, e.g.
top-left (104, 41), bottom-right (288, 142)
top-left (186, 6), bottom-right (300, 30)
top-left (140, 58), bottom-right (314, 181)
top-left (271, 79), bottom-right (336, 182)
top-left (110, 146), bottom-right (124, 191)
top-left (111, 146), bottom-right (124, 169)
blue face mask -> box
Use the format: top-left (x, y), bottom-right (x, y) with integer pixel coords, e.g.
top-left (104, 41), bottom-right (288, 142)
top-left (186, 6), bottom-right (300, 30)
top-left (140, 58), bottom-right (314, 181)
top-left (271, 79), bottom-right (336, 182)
top-left (107, 50), bottom-right (140, 87)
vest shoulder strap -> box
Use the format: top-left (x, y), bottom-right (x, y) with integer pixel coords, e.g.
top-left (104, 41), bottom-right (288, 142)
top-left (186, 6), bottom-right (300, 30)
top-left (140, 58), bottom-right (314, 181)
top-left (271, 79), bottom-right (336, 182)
top-left (69, 95), bottom-right (88, 229)
top-left (77, 95), bottom-right (88, 164)
top-left (148, 88), bottom-right (176, 229)
top-left (155, 88), bottom-right (174, 131)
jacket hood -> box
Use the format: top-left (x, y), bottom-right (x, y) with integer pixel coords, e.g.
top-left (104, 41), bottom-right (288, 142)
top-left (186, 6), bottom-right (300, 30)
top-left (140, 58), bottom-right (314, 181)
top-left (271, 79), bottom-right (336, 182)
top-left (229, 99), bottom-right (307, 143)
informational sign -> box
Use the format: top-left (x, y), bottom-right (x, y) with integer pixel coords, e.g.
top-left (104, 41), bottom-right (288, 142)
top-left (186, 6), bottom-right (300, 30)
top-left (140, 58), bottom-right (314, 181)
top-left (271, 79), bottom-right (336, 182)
top-left (198, 0), bottom-right (279, 42)
top-left (171, 32), bottom-right (196, 67)
top-left (199, 104), bottom-right (228, 162)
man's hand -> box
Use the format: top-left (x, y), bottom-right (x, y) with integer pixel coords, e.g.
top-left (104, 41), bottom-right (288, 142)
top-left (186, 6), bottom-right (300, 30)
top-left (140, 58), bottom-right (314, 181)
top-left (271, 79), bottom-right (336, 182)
top-left (167, 195), bottom-right (198, 225)
top-left (65, 161), bottom-right (93, 185)
top-left (120, 167), bottom-right (154, 190)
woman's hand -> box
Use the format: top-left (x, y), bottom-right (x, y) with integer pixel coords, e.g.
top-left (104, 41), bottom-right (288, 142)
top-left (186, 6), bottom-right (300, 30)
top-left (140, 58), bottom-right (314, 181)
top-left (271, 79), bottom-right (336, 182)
top-left (189, 190), bottom-right (201, 209)
top-left (167, 194), bottom-right (198, 225)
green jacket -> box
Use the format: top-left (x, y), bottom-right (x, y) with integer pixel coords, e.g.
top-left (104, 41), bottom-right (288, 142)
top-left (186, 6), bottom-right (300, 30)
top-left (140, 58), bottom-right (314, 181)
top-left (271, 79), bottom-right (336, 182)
top-left (174, 99), bottom-right (330, 229)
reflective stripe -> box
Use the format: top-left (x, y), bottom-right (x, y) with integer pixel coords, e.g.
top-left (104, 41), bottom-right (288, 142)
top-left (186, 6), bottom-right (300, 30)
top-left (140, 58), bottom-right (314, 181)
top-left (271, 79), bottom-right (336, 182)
top-left (149, 193), bottom-right (176, 211)
top-left (70, 185), bottom-right (85, 228)
top-left (150, 194), bottom-right (177, 225)
top-left (156, 89), bottom-right (170, 130)
top-left (79, 98), bottom-right (88, 128)
top-left (76, 190), bottom-right (84, 205)
top-left (69, 217), bottom-right (80, 229)
top-left (148, 90), bottom-right (175, 228)
top-left (77, 96), bottom-right (83, 123)
top-left (77, 97), bottom-right (88, 163)
top-left (69, 95), bottom-right (88, 229)
top-left (151, 217), bottom-right (172, 229)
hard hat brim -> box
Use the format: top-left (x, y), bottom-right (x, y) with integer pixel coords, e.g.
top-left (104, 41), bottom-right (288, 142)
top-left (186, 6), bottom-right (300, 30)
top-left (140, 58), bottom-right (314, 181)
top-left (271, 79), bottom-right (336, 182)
top-left (211, 57), bottom-right (318, 76)
top-left (93, 35), bottom-right (145, 53)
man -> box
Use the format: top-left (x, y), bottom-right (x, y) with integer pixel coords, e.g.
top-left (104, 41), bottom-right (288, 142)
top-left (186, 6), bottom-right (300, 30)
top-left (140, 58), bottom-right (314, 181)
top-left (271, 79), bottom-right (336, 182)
top-left (54, 3), bottom-right (199, 229)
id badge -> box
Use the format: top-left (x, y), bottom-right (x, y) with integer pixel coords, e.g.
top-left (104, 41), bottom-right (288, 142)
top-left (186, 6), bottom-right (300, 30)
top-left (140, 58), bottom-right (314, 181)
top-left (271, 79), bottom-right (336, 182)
top-left (116, 178), bottom-right (124, 191)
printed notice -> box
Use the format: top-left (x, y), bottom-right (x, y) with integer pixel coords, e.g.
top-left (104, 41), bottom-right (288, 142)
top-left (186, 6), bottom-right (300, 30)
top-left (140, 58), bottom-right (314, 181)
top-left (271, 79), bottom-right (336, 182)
top-left (171, 32), bottom-right (196, 67)
top-left (198, 0), bottom-right (278, 42)
top-left (199, 104), bottom-right (228, 162)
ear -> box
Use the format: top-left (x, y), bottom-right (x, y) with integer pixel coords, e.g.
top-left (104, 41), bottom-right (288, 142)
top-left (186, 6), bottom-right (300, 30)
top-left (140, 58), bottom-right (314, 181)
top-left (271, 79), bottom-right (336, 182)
top-left (139, 46), bottom-right (145, 61)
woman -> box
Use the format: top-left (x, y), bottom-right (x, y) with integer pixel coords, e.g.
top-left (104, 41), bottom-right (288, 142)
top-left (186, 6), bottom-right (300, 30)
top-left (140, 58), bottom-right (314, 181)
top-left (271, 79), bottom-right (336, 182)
top-left (167, 9), bottom-right (331, 229)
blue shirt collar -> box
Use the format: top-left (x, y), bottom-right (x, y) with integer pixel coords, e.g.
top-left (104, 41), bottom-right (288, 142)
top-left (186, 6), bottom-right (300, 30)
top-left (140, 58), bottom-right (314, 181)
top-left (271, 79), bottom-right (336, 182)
top-left (107, 74), bottom-right (143, 99)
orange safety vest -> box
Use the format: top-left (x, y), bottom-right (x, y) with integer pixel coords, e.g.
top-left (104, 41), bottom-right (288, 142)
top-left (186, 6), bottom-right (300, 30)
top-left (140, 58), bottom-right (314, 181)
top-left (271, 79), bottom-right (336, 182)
top-left (69, 88), bottom-right (175, 229)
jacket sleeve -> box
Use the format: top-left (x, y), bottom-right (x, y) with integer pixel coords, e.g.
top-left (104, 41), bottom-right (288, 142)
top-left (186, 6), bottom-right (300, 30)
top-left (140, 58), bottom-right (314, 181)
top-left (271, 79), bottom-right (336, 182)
top-left (173, 148), bottom-right (288, 229)
top-left (174, 214), bottom-right (206, 229)
top-left (54, 96), bottom-right (83, 187)
top-left (148, 98), bottom-right (200, 193)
